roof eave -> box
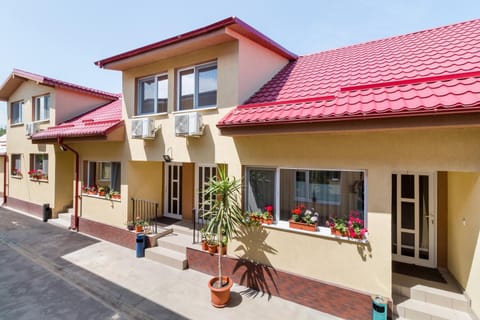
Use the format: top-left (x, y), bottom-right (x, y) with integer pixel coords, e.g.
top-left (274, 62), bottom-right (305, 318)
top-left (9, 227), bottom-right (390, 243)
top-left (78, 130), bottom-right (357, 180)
top-left (95, 16), bottom-right (296, 70)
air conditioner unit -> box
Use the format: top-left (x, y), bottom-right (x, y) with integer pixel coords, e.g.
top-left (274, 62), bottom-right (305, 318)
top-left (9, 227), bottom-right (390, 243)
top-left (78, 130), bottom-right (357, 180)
top-left (175, 112), bottom-right (204, 137)
top-left (25, 122), bottom-right (40, 137)
top-left (131, 118), bottom-right (158, 139)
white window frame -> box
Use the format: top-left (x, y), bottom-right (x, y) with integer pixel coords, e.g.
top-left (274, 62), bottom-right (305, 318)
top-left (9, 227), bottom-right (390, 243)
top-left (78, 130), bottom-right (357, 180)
top-left (85, 161), bottom-right (121, 192)
top-left (31, 154), bottom-right (48, 180)
top-left (10, 100), bottom-right (23, 125)
top-left (11, 154), bottom-right (22, 177)
top-left (137, 73), bottom-right (168, 115)
top-left (34, 94), bottom-right (50, 121)
top-left (245, 166), bottom-right (368, 229)
top-left (176, 61), bottom-right (217, 111)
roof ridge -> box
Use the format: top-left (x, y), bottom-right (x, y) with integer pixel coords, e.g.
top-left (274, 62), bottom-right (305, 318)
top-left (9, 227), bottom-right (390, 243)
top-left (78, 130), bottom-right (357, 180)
top-left (299, 18), bottom-right (480, 58)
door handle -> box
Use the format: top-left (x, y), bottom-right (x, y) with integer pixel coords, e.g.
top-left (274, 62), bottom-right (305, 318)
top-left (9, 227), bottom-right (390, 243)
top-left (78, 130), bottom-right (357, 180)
top-left (424, 215), bottom-right (434, 224)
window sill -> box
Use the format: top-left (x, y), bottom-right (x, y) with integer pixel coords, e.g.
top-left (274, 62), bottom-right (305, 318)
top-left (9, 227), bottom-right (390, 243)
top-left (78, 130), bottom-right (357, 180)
top-left (29, 178), bottom-right (48, 183)
top-left (82, 193), bottom-right (121, 202)
top-left (33, 119), bottom-right (50, 124)
top-left (11, 175), bottom-right (23, 179)
top-left (261, 221), bottom-right (369, 244)
top-left (173, 106), bottom-right (217, 114)
top-left (133, 112), bottom-right (168, 118)
top-left (10, 123), bottom-right (24, 127)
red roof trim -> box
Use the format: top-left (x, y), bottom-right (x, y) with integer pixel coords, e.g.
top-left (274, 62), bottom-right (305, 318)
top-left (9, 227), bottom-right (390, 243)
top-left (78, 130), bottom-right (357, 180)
top-left (217, 105), bottom-right (480, 129)
top-left (238, 95), bottom-right (335, 109)
top-left (95, 17), bottom-right (296, 68)
top-left (11, 69), bottom-right (118, 100)
top-left (341, 71), bottom-right (480, 92)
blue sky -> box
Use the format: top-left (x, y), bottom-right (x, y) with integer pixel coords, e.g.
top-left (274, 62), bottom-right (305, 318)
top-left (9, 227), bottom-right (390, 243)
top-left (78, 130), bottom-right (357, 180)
top-left (0, 0), bottom-right (479, 127)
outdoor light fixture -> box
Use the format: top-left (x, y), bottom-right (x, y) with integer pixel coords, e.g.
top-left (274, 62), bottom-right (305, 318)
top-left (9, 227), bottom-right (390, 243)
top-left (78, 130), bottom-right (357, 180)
top-left (59, 144), bottom-right (67, 152)
top-left (162, 154), bottom-right (172, 162)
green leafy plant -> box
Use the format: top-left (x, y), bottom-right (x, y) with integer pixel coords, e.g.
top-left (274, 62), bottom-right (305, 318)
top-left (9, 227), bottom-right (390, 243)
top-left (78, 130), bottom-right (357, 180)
top-left (203, 166), bottom-right (245, 288)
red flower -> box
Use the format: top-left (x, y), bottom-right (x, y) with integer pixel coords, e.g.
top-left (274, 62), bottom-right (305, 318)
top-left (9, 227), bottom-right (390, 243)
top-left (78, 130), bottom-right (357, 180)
top-left (264, 205), bottom-right (273, 213)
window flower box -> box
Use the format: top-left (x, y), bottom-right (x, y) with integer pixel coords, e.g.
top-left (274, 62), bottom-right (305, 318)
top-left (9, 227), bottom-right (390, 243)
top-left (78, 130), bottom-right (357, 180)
top-left (289, 220), bottom-right (318, 232)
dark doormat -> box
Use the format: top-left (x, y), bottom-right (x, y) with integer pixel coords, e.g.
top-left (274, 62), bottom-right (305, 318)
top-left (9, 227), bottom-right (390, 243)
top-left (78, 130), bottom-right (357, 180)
top-left (392, 261), bottom-right (446, 283)
top-left (156, 216), bottom-right (179, 225)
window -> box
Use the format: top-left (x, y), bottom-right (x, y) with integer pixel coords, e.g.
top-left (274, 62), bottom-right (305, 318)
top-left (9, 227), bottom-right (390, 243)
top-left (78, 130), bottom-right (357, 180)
top-left (137, 74), bottom-right (168, 115)
top-left (246, 167), bottom-right (365, 228)
top-left (11, 101), bottom-right (23, 125)
top-left (34, 94), bottom-right (50, 121)
top-left (29, 154), bottom-right (48, 180)
top-left (11, 154), bottom-right (22, 177)
top-left (178, 62), bottom-right (217, 111)
top-left (85, 161), bottom-right (121, 193)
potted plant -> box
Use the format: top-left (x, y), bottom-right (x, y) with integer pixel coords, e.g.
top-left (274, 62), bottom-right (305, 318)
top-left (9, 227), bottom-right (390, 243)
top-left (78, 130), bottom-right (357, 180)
top-left (207, 238), bottom-right (218, 254)
top-left (203, 167), bottom-right (245, 308)
top-left (126, 221), bottom-right (135, 231)
top-left (346, 210), bottom-right (368, 239)
top-left (262, 205), bottom-right (274, 225)
top-left (110, 191), bottom-right (121, 200)
top-left (289, 205), bottom-right (319, 232)
top-left (134, 216), bottom-right (147, 232)
top-left (328, 217), bottom-right (348, 236)
top-left (98, 186), bottom-right (109, 197)
top-left (200, 227), bottom-right (210, 251)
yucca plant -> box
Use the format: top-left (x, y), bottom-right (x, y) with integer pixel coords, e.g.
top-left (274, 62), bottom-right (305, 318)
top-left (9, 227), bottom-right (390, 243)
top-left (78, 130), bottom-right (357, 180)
top-left (203, 166), bottom-right (244, 289)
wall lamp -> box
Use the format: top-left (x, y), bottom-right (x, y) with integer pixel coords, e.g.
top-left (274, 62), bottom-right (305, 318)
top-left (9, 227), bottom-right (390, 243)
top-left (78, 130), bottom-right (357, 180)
top-left (163, 147), bottom-right (173, 162)
top-left (59, 144), bottom-right (67, 152)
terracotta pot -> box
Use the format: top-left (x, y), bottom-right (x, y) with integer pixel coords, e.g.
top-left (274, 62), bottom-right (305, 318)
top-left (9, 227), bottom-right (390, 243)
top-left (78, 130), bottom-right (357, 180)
top-left (217, 245), bottom-right (227, 255)
top-left (201, 240), bottom-right (208, 251)
top-left (99, 191), bottom-right (106, 197)
top-left (288, 220), bottom-right (317, 232)
top-left (112, 194), bottom-right (121, 200)
top-left (207, 243), bottom-right (218, 254)
top-left (135, 225), bottom-right (143, 233)
top-left (208, 276), bottom-right (233, 308)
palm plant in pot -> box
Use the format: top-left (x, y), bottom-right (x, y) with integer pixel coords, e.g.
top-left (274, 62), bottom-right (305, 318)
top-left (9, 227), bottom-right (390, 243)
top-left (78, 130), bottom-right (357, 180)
top-left (203, 167), bottom-right (245, 308)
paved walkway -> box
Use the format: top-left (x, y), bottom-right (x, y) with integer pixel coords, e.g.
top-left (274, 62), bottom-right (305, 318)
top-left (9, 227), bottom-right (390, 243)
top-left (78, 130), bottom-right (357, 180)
top-left (5, 206), bottom-right (341, 319)
top-left (63, 240), bottom-right (341, 320)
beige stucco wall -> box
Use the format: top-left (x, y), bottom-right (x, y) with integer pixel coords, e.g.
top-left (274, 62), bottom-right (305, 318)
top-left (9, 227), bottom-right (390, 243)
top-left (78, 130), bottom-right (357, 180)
top-left (5, 80), bottom-right (119, 215)
top-left (54, 147), bottom-right (74, 215)
top-left (55, 88), bottom-right (112, 124)
top-left (225, 127), bottom-right (480, 298)
top-left (235, 30), bottom-right (289, 104)
top-left (448, 172), bottom-right (480, 316)
top-left (67, 141), bottom-right (128, 227)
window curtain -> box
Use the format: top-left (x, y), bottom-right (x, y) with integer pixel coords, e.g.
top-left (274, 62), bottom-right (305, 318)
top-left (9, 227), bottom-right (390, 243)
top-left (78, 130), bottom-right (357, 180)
top-left (247, 168), bottom-right (275, 213)
top-left (111, 162), bottom-right (121, 192)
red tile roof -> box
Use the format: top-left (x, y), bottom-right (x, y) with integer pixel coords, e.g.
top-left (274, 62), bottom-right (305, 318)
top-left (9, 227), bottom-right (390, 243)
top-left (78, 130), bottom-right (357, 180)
top-left (218, 19), bottom-right (480, 128)
top-left (0, 69), bottom-right (119, 101)
top-left (32, 98), bottom-right (123, 140)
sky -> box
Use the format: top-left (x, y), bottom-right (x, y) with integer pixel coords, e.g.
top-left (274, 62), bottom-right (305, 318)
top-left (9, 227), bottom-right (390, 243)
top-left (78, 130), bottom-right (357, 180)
top-left (0, 0), bottom-right (479, 127)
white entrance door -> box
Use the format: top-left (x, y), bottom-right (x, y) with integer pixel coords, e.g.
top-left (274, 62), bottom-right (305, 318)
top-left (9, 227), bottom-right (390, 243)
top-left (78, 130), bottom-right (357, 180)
top-left (392, 173), bottom-right (436, 267)
top-left (195, 165), bottom-right (217, 221)
top-left (164, 163), bottom-right (182, 219)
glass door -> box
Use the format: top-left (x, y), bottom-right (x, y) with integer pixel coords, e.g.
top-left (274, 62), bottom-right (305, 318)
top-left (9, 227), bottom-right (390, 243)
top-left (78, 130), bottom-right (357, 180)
top-left (195, 165), bottom-right (217, 222)
top-left (392, 173), bottom-right (436, 267)
top-left (164, 163), bottom-right (182, 219)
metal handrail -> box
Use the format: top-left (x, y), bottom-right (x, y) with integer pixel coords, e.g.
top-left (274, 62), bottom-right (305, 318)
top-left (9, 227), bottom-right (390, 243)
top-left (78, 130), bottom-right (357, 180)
top-left (131, 198), bottom-right (160, 234)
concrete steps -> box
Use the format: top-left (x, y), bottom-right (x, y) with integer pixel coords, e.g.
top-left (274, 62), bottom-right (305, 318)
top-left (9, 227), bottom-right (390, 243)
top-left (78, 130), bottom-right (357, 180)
top-left (145, 223), bottom-right (192, 270)
top-left (49, 212), bottom-right (72, 229)
top-left (394, 285), bottom-right (474, 320)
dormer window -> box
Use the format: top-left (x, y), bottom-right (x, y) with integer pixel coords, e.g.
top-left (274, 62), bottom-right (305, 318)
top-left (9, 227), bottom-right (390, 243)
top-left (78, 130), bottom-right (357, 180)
top-left (137, 74), bottom-right (168, 115)
top-left (177, 61), bottom-right (217, 111)
top-left (34, 94), bottom-right (50, 121)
